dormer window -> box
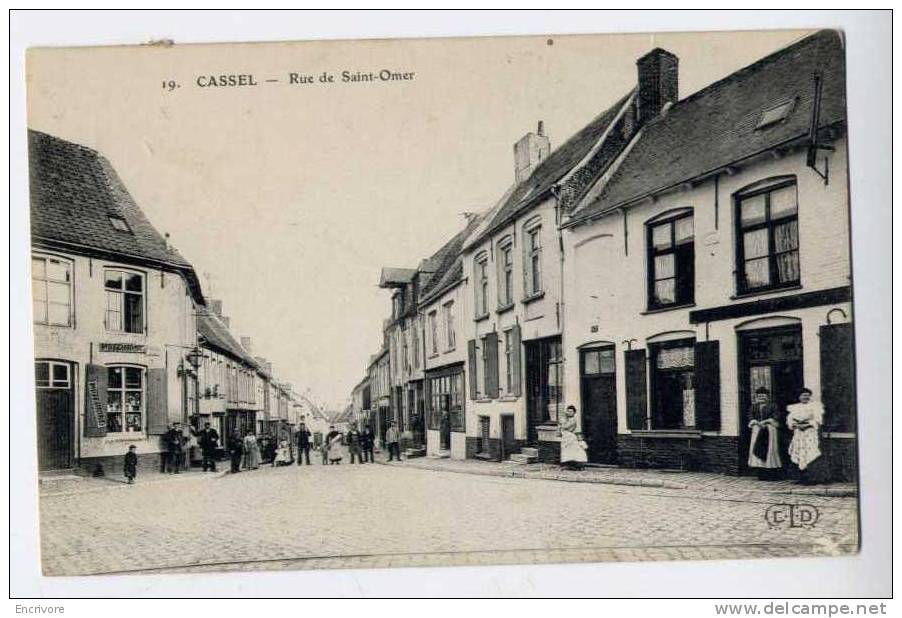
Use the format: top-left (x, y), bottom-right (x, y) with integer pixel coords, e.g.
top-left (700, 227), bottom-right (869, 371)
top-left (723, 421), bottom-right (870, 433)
top-left (756, 100), bottom-right (795, 129)
top-left (109, 216), bottom-right (132, 233)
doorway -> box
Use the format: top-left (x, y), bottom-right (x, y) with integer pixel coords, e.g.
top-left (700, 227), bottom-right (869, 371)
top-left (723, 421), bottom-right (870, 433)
top-left (525, 336), bottom-right (563, 444)
top-left (738, 325), bottom-right (804, 473)
top-left (35, 360), bottom-right (75, 471)
top-left (580, 346), bottom-right (618, 464)
top-left (500, 414), bottom-right (517, 460)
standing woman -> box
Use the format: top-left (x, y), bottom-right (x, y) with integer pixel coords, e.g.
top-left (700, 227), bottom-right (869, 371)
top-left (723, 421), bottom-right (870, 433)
top-left (558, 405), bottom-right (588, 471)
top-left (243, 430), bottom-right (261, 470)
top-left (747, 387), bottom-right (783, 480)
top-left (786, 388), bottom-right (825, 484)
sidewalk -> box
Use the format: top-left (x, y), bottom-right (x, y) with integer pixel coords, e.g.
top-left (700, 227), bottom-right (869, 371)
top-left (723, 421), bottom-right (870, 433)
top-left (378, 456), bottom-right (858, 499)
top-left (39, 467), bottom-right (229, 497)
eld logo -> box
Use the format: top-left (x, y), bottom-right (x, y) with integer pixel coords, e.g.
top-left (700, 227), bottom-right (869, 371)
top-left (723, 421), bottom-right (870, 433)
top-left (765, 503), bottom-right (820, 529)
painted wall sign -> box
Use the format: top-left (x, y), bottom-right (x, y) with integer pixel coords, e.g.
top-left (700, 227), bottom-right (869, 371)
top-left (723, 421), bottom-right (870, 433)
top-left (99, 342), bottom-right (146, 354)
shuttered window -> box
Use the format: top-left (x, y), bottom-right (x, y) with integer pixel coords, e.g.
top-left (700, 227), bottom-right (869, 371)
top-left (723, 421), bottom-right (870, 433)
top-left (820, 323), bottom-right (856, 433)
top-left (649, 340), bottom-right (695, 429)
top-left (84, 364), bottom-right (108, 437)
top-left (106, 366), bottom-right (144, 433)
top-left (694, 341), bottom-right (721, 431)
top-left (483, 332), bottom-right (500, 399)
top-left (625, 349), bottom-right (648, 430)
top-left (510, 325), bottom-right (522, 397)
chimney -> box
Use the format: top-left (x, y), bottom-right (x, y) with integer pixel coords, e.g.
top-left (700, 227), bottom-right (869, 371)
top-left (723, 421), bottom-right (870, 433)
top-left (513, 120), bottom-right (551, 183)
top-left (240, 336), bottom-right (254, 356)
top-left (636, 48), bottom-right (679, 124)
top-left (208, 299), bottom-right (223, 316)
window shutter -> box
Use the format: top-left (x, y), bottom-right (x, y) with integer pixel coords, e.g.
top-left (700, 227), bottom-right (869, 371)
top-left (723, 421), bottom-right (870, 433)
top-left (694, 341), bottom-right (721, 431)
top-left (819, 323), bottom-right (855, 433)
top-left (485, 332), bottom-right (500, 399)
top-left (625, 349), bottom-right (647, 430)
top-left (510, 324), bottom-right (522, 397)
top-left (146, 367), bottom-right (169, 434)
top-left (84, 364), bottom-right (108, 438)
top-left (467, 339), bottom-right (478, 400)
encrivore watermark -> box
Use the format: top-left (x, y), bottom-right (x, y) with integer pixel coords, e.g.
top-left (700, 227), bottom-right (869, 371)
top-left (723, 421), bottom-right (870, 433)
top-left (15, 606), bottom-right (65, 614)
top-left (714, 602), bottom-right (887, 616)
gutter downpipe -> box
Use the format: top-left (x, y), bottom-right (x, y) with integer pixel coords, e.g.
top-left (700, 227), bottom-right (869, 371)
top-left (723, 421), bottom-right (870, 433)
top-left (551, 185), bottom-right (566, 413)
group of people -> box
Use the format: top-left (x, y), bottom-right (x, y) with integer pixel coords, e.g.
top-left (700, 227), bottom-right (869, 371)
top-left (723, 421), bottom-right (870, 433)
top-left (747, 386), bottom-right (828, 484)
top-left (226, 424), bottom-right (298, 473)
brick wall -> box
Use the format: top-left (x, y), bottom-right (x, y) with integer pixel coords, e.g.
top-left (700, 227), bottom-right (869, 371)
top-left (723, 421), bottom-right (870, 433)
top-left (465, 437), bottom-right (525, 461)
top-left (616, 435), bottom-right (740, 474)
top-left (536, 440), bottom-right (561, 464)
top-left (822, 437), bottom-right (857, 482)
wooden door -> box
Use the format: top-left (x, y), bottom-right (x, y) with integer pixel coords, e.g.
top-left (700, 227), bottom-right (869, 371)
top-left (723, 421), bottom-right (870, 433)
top-left (582, 375), bottom-right (618, 464)
top-left (35, 361), bottom-right (74, 471)
top-left (500, 415), bottom-right (517, 460)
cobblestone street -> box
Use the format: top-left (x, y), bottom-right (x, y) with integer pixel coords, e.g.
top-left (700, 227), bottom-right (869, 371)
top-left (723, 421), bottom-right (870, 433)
top-left (39, 462), bottom-right (859, 576)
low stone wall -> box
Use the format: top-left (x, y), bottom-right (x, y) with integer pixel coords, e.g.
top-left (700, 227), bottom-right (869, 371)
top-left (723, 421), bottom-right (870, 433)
top-left (616, 435), bottom-right (741, 474)
top-left (536, 440), bottom-right (561, 464)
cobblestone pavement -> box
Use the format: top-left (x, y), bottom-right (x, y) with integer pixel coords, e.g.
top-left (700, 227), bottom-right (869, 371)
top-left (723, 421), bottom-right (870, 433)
top-left (39, 461), bottom-right (859, 576)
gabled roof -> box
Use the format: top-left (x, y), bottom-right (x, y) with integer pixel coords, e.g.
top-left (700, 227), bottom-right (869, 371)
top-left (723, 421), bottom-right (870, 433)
top-left (418, 214), bottom-right (485, 305)
top-left (379, 267), bottom-right (417, 288)
top-left (197, 310), bottom-right (259, 369)
top-left (28, 130), bottom-right (205, 304)
top-left (466, 91), bottom-right (633, 248)
top-left (568, 30), bottom-right (846, 224)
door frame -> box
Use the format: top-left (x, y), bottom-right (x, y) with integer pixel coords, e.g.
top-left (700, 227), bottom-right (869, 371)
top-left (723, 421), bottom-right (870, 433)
top-left (524, 335), bottom-right (563, 444)
top-left (499, 413), bottom-right (517, 460)
top-left (579, 345), bottom-right (618, 464)
top-left (737, 323), bottom-right (804, 473)
top-left (35, 358), bottom-right (77, 471)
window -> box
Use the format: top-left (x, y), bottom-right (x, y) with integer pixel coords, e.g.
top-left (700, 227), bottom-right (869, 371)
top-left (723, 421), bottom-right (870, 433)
top-left (411, 328), bottom-right (420, 369)
top-left (545, 340), bottom-right (564, 423)
top-left (401, 332), bottom-right (409, 371)
top-left (107, 366), bottom-right (144, 433)
top-left (736, 180), bottom-right (800, 293)
top-left (428, 311), bottom-right (438, 355)
top-left (32, 255), bottom-right (72, 326)
top-left (647, 212), bottom-right (694, 309)
top-left (35, 361), bottom-right (70, 389)
top-left (756, 100), bottom-right (795, 129)
top-left (582, 347), bottom-right (615, 375)
top-left (649, 340), bottom-right (695, 429)
top-left (475, 255), bottom-right (489, 317)
top-left (498, 240), bottom-right (513, 308)
top-left (524, 224), bottom-right (543, 297)
top-left (109, 216), bottom-right (132, 233)
top-left (504, 330), bottom-right (513, 392)
top-left (443, 301), bottom-right (455, 350)
top-left (428, 371), bottom-right (465, 432)
top-left (104, 269), bottom-right (144, 333)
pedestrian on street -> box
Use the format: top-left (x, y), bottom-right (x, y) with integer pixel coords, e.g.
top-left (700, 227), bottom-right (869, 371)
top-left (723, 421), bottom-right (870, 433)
top-left (385, 421), bottom-right (401, 462)
top-left (243, 431), bottom-right (261, 470)
top-left (747, 387), bottom-right (783, 480)
top-left (193, 422), bottom-right (220, 472)
top-left (227, 430), bottom-right (244, 473)
top-left (275, 437), bottom-right (293, 466)
top-left (558, 405), bottom-right (588, 471)
top-left (167, 423), bottom-right (185, 473)
top-left (360, 425), bottom-right (375, 463)
top-left (325, 425), bottom-right (344, 465)
top-left (296, 422), bottom-right (312, 465)
top-left (346, 424), bottom-right (363, 464)
top-left (159, 424), bottom-right (174, 473)
top-left (124, 444), bottom-right (138, 484)
top-left (787, 388), bottom-right (826, 485)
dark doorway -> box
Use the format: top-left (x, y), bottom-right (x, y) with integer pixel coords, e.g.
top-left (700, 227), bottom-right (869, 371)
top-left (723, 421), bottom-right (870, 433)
top-left (580, 347), bottom-right (618, 464)
top-left (738, 325), bottom-right (804, 474)
top-left (525, 336), bottom-right (563, 444)
top-left (500, 414), bottom-right (517, 460)
top-left (35, 360), bottom-right (75, 471)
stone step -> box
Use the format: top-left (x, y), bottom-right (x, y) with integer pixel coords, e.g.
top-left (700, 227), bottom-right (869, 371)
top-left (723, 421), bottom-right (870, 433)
top-left (428, 450), bottom-right (451, 459)
top-left (508, 453), bottom-right (537, 464)
top-left (519, 447), bottom-right (539, 458)
top-left (404, 448), bottom-right (427, 459)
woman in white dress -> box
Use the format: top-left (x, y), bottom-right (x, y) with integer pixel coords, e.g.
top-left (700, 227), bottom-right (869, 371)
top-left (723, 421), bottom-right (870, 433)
top-left (786, 388), bottom-right (824, 484)
top-left (558, 405), bottom-right (588, 471)
top-left (242, 431), bottom-right (261, 470)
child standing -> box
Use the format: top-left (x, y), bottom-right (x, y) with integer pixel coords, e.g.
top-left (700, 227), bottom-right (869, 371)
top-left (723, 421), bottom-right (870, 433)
top-left (124, 445), bottom-right (138, 484)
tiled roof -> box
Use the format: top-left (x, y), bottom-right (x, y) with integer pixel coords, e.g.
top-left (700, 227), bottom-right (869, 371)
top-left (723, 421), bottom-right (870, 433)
top-left (569, 30), bottom-right (846, 224)
top-left (467, 91), bottom-right (633, 247)
top-left (197, 310), bottom-right (259, 368)
top-left (418, 214), bottom-right (484, 305)
top-left (29, 130), bottom-right (205, 303)
top-left (379, 267), bottom-right (417, 287)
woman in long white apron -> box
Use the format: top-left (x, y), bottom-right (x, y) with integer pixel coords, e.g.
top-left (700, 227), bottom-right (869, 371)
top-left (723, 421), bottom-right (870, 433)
top-left (786, 388), bottom-right (825, 484)
top-left (559, 405), bottom-right (588, 471)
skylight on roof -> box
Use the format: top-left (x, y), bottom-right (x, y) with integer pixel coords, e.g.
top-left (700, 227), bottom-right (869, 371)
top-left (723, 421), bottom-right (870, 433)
top-left (756, 100), bottom-right (795, 129)
top-left (109, 216), bottom-right (132, 233)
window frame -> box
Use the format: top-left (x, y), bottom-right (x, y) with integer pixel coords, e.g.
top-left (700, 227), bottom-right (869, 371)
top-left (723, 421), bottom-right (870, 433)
top-left (523, 222), bottom-right (543, 299)
top-left (504, 329), bottom-right (513, 393)
top-left (103, 267), bottom-right (146, 334)
top-left (34, 360), bottom-right (72, 389)
top-left (105, 364), bottom-right (146, 435)
top-left (428, 310), bottom-right (439, 356)
top-left (474, 253), bottom-right (490, 319)
top-left (648, 338), bottom-right (696, 430)
top-left (646, 211), bottom-right (695, 310)
top-left (443, 300), bottom-right (456, 351)
top-left (734, 178), bottom-right (801, 296)
top-left (497, 237), bottom-right (514, 310)
top-left (32, 254), bottom-right (74, 327)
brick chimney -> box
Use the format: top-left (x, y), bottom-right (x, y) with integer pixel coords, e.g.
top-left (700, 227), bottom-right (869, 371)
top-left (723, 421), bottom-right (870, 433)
top-left (513, 121), bottom-right (551, 183)
top-left (636, 48), bottom-right (679, 124)
top-left (240, 336), bottom-right (254, 356)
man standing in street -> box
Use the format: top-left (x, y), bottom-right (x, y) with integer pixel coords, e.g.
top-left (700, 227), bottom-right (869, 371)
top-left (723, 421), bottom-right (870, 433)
top-left (170, 422), bottom-right (186, 473)
top-left (227, 430), bottom-right (244, 474)
top-left (346, 423), bottom-right (363, 464)
top-left (194, 422), bottom-right (220, 472)
top-left (159, 423), bottom-right (174, 473)
top-left (296, 421), bottom-right (312, 466)
top-left (385, 421), bottom-right (401, 462)
top-left (360, 425), bottom-right (375, 463)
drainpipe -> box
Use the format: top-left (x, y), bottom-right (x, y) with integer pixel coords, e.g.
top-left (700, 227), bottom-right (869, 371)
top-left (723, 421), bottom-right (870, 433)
top-left (551, 184), bottom-right (566, 418)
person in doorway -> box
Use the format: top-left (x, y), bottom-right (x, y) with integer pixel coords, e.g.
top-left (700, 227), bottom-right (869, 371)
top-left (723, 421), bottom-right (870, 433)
top-left (194, 422), bottom-right (220, 472)
top-left (558, 405), bottom-right (588, 471)
top-left (124, 444), bottom-right (138, 484)
top-left (360, 425), bottom-right (375, 463)
top-left (385, 421), bottom-right (401, 462)
top-left (786, 388), bottom-right (826, 485)
top-left (227, 430), bottom-right (244, 474)
top-left (243, 431), bottom-right (261, 470)
top-left (346, 424), bottom-right (363, 464)
top-left (324, 425), bottom-right (344, 464)
top-left (439, 411), bottom-right (451, 451)
top-left (747, 387), bottom-right (783, 480)
top-left (296, 422), bottom-right (312, 465)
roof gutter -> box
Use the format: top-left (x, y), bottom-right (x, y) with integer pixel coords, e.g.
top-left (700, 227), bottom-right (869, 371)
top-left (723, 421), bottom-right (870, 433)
top-left (561, 120), bottom-right (845, 230)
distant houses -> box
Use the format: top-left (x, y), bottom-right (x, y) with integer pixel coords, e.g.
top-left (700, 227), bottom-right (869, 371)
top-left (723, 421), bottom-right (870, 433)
top-left (349, 30), bottom-right (856, 480)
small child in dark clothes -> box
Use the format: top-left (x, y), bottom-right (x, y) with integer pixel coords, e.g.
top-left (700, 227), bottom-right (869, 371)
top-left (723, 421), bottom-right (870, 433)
top-left (124, 445), bottom-right (138, 484)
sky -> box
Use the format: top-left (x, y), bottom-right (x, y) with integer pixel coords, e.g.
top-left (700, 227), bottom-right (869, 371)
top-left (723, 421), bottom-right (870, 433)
top-left (26, 28), bottom-right (811, 410)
